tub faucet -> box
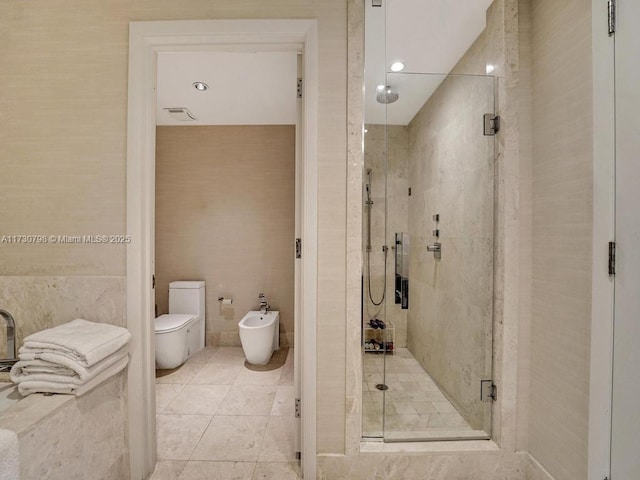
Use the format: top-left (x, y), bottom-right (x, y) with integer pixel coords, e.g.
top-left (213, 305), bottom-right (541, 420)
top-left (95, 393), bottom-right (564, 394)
top-left (258, 293), bottom-right (270, 314)
top-left (0, 308), bottom-right (18, 372)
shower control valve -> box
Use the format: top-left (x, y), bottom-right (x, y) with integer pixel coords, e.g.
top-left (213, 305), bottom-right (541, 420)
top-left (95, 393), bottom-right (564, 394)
top-left (426, 242), bottom-right (441, 260)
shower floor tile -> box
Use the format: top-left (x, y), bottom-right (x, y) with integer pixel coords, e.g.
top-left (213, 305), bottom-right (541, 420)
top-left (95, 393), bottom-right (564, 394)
top-left (362, 347), bottom-right (478, 439)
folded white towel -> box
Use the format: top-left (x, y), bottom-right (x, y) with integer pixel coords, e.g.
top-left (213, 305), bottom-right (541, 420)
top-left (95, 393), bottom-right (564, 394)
top-left (20, 319), bottom-right (131, 367)
top-left (0, 429), bottom-right (19, 480)
top-left (10, 346), bottom-right (129, 384)
top-left (16, 354), bottom-right (128, 396)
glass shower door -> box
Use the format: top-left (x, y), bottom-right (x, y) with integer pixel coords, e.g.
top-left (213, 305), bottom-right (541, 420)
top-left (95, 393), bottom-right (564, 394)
top-left (379, 72), bottom-right (496, 441)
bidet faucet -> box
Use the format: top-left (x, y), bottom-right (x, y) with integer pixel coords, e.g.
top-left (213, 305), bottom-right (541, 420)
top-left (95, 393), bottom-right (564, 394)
top-left (258, 293), bottom-right (270, 314)
top-left (0, 308), bottom-right (17, 372)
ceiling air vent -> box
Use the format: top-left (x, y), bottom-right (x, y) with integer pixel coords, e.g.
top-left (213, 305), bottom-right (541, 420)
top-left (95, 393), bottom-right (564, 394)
top-left (164, 107), bottom-right (197, 121)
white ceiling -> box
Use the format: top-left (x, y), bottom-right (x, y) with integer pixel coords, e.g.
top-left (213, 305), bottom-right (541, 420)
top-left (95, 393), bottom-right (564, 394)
top-left (155, 1), bottom-right (493, 127)
top-left (156, 51), bottom-right (298, 126)
top-left (365, 0), bottom-right (495, 125)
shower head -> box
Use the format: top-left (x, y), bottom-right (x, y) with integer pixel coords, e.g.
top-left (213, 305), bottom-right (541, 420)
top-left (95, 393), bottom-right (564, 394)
top-left (376, 86), bottom-right (399, 104)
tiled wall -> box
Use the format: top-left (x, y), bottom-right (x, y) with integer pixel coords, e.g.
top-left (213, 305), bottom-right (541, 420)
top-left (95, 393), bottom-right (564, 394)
top-left (363, 124), bottom-right (408, 348)
top-left (405, 73), bottom-right (495, 431)
top-left (528, 0), bottom-right (593, 478)
top-left (1, 372), bottom-right (128, 480)
top-left (0, 276), bottom-right (126, 358)
top-left (1, 0), bottom-right (347, 457)
top-left (155, 125), bottom-right (295, 347)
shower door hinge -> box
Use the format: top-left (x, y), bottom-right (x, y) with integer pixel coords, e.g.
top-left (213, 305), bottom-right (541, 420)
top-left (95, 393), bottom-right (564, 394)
top-left (297, 78), bottom-right (303, 98)
top-left (483, 114), bottom-right (500, 136)
top-left (609, 241), bottom-right (616, 275)
top-left (608, 0), bottom-right (616, 36)
top-left (295, 238), bottom-right (302, 259)
top-left (481, 380), bottom-right (497, 402)
top-left (295, 398), bottom-right (301, 418)
top-left (152, 274), bottom-right (155, 289)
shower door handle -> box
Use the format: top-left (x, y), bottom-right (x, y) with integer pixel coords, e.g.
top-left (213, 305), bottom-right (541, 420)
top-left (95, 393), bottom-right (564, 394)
top-left (426, 242), bottom-right (441, 259)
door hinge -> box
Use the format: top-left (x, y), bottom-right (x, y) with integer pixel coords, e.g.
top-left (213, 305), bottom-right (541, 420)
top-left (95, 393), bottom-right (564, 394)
top-left (608, 0), bottom-right (616, 36)
top-left (295, 398), bottom-right (301, 418)
top-left (295, 451), bottom-right (301, 460)
top-left (481, 380), bottom-right (497, 402)
top-left (483, 114), bottom-right (500, 136)
top-left (295, 238), bottom-right (302, 259)
top-left (609, 241), bottom-right (616, 275)
top-left (297, 78), bottom-right (303, 98)
top-left (152, 274), bottom-right (155, 289)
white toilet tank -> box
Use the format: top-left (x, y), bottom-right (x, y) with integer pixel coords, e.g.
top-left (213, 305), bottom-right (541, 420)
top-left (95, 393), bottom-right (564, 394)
top-left (169, 280), bottom-right (205, 351)
top-left (155, 281), bottom-right (205, 369)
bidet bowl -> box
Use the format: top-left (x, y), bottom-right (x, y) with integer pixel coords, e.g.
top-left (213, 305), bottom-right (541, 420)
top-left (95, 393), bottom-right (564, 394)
top-left (238, 311), bottom-right (280, 365)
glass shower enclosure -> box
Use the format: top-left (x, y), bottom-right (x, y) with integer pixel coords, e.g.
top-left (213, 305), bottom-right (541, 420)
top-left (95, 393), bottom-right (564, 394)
top-left (362, 1), bottom-right (497, 442)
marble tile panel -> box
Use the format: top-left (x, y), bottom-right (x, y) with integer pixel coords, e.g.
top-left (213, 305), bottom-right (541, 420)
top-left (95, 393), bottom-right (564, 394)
top-left (164, 385), bottom-right (230, 416)
top-left (234, 367), bottom-right (282, 386)
top-left (217, 385), bottom-right (276, 416)
top-left (278, 363), bottom-right (294, 386)
top-left (0, 275), bottom-right (126, 349)
top-left (252, 462), bottom-right (301, 480)
top-left (155, 383), bottom-right (184, 413)
top-left (432, 401), bottom-right (458, 414)
top-left (390, 402), bottom-right (418, 415)
top-left (270, 386), bottom-right (296, 416)
top-left (156, 414), bottom-right (212, 460)
top-left (156, 360), bottom-right (206, 385)
top-left (178, 461), bottom-right (256, 480)
top-left (149, 460), bottom-right (188, 480)
top-left (190, 415), bottom-right (269, 462)
top-left (189, 364), bottom-right (242, 385)
top-left (257, 416), bottom-right (297, 462)
top-left (412, 401), bottom-right (437, 414)
top-left (210, 346), bottom-right (250, 363)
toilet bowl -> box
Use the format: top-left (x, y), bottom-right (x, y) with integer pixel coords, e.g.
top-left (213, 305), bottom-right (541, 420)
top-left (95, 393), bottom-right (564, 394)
top-left (238, 311), bottom-right (279, 365)
top-left (155, 281), bottom-right (205, 369)
top-left (155, 314), bottom-right (198, 369)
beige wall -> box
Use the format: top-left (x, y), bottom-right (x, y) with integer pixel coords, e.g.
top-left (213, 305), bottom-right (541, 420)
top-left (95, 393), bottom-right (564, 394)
top-left (155, 125), bottom-right (295, 347)
top-left (1, 0), bottom-right (347, 457)
top-left (527, 0), bottom-right (593, 478)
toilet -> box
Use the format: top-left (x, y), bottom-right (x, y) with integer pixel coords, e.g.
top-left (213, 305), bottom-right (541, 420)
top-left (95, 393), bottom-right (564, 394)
top-left (155, 281), bottom-right (205, 369)
top-left (238, 311), bottom-right (280, 365)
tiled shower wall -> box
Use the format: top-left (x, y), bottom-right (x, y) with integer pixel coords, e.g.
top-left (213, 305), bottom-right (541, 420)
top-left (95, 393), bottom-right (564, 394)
top-left (362, 124), bottom-right (408, 348)
top-left (401, 0), bottom-right (503, 432)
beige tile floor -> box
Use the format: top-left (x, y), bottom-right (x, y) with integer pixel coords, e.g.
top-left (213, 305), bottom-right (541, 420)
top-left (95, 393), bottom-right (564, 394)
top-left (151, 347), bottom-right (300, 480)
top-left (363, 348), bottom-right (488, 440)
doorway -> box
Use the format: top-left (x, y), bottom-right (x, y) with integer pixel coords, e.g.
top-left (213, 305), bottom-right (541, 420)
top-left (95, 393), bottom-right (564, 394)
top-left (126, 20), bottom-right (318, 480)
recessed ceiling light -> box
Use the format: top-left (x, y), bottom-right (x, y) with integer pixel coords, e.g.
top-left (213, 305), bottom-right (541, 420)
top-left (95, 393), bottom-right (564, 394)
top-left (390, 62), bottom-right (405, 72)
top-left (193, 82), bottom-right (209, 91)
top-left (486, 64), bottom-right (495, 74)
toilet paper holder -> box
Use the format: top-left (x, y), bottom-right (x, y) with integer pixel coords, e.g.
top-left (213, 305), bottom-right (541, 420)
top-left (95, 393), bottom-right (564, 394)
top-left (218, 297), bottom-right (233, 305)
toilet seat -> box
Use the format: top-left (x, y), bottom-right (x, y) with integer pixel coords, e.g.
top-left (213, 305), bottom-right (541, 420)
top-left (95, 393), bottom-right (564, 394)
top-left (155, 314), bottom-right (195, 334)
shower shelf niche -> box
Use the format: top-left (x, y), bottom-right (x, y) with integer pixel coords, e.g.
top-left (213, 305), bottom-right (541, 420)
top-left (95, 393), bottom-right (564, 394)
top-left (363, 320), bottom-right (395, 354)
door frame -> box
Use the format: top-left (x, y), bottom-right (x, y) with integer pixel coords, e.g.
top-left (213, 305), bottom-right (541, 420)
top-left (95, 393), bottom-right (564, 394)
top-left (588, 1), bottom-right (615, 479)
top-left (126, 19), bottom-right (318, 480)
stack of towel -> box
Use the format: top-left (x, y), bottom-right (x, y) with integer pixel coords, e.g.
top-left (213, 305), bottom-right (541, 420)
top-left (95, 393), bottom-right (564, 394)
top-left (9, 319), bottom-right (131, 397)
